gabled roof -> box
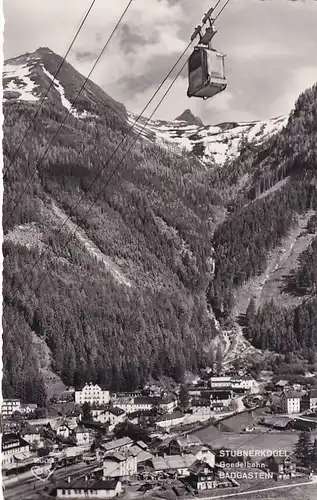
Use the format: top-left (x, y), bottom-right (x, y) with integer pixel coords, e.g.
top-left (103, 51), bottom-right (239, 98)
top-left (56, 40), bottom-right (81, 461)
top-left (189, 459), bottom-right (215, 475)
top-left (75, 425), bottom-right (89, 434)
top-left (156, 411), bottom-right (184, 423)
top-left (308, 390), bottom-right (317, 399)
top-left (57, 479), bottom-right (119, 491)
top-left (108, 407), bottom-right (126, 416)
top-left (136, 440), bottom-right (148, 450)
top-left (152, 453), bottom-right (196, 471)
top-left (283, 390), bottom-right (301, 399)
top-left (102, 437), bottom-right (133, 452)
top-left (172, 435), bottom-right (202, 449)
top-left (2, 433), bottom-right (30, 450)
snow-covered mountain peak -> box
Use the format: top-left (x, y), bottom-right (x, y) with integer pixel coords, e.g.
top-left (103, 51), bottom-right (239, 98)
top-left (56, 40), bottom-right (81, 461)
top-left (3, 47), bottom-right (289, 168)
top-left (127, 112), bottom-right (289, 166)
top-left (3, 47), bottom-right (127, 123)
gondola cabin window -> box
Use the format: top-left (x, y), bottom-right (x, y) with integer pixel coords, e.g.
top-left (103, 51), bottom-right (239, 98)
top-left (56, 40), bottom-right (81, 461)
top-left (207, 50), bottom-right (225, 79)
top-left (188, 49), bottom-right (207, 92)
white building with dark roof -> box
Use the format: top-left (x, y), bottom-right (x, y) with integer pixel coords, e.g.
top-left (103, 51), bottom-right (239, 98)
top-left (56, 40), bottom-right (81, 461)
top-left (75, 383), bottom-right (110, 406)
top-left (2, 399), bottom-right (21, 418)
top-left (56, 478), bottom-right (122, 498)
top-left (282, 391), bottom-right (301, 414)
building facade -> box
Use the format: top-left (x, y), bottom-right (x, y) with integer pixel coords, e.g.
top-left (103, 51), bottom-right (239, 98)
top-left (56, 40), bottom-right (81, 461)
top-left (2, 399), bottom-right (21, 418)
top-left (282, 391), bottom-right (301, 414)
top-left (75, 383), bottom-right (110, 406)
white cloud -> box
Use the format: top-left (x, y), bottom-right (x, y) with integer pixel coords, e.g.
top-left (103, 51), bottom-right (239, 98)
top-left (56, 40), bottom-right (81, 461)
top-left (4, 0), bottom-right (317, 123)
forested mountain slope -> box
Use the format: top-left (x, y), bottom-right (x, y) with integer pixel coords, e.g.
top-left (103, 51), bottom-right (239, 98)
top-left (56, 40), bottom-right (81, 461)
top-left (3, 47), bottom-right (317, 404)
top-left (3, 48), bottom-right (222, 404)
top-left (207, 84), bottom-right (317, 361)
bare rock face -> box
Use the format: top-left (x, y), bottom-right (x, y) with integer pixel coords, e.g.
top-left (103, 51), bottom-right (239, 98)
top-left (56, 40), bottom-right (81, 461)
top-left (175, 109), bottom-right (204, 127)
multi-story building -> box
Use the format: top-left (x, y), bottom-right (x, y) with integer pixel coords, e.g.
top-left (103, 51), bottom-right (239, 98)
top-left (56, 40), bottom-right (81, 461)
top-left (281, 391), bottom-right (301, 414)
top-left (209, 377), bottom-right (232, 390)
top-left (74, 383), bottom-right (110, 406)
top-left (2, 399), bottom-right (21, 418)
top-left (301, 390), bottom-right (317, 411)
top-left (115, 395), bottom-right (176, 414)
top-left (103, 450), bottom-right (137, 478)
top-left (2, 433), bottom-right (30, 468)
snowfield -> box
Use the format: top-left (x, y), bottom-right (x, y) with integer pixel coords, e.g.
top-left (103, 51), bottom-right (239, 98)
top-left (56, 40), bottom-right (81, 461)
top-left (3, 62), bottom-right (40, 102)
top-left (127, 112), bottom-right (289, 166)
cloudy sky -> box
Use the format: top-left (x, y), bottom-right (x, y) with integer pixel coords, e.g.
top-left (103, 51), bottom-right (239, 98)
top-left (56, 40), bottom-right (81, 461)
top-left (4, 0), bottom-right (317, 125)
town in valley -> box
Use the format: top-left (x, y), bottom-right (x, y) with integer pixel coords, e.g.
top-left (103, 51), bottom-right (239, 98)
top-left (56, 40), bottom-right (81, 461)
top-left (3, 368), bottom-right (317, 499)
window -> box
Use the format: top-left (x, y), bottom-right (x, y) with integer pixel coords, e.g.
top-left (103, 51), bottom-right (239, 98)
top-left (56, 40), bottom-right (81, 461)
top-left (62, 490), bottom-right (65, 495)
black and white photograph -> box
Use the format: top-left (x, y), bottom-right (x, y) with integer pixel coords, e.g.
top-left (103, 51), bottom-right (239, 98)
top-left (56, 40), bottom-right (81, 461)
top-left (2, 1), bottom-right (317, 499)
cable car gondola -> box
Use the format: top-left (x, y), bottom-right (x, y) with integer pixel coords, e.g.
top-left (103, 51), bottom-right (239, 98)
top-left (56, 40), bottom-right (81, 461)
top-left (187, 12), bottom-right (227, 100)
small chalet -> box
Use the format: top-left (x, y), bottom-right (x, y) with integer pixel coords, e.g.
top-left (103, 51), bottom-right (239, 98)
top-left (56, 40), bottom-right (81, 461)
top-left (21, 424), bottom-right (42, 446)
top-left (73, 425), bottom-right (90, 446)
top-left (266, 455), bottom-right (296, 480)
top-left (187, 460), bottom-right (216, 491)
top-left (169, 435), bottom-right (202, 455)
top-left (56, 478), bottom-right (122, 498)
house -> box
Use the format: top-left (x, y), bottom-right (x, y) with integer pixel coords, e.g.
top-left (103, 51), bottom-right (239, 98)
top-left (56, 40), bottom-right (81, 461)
top-left (211, 402), bottom-right (226, 412)
top-left (187, 460), bottom-right (233, 491)
top-left (266, 455), bottom-right (296, 481)
top-left (102, 437), bottom-right (133, 454)
top-left (20, 425), bottom-right (42, 446)
top-left (260, 416), bottom-right (293, 431)
top-left (190, 446), bottom-right (216, 468)
top-left (2, 433), bottom-right (30, 468)
top-left (210, 391), bottom-right (232, 408)
top-left (50, 418), bottom-right (77, 438)
top-left (169, 435), bottom-right (202, 455)
top-left (275, 380), bottom-right (291, 390)
top-left (209, 377), bottom-right (232, 390)
top-left (103, 450), bottom-right (137, 477)
top-left (129, 442), bottom-right (154, 465)
top-left (2, 399), bottom-right (21, 418)
top-left (151, 453), bottom-right (196, 476)
top-left (159, 396), bottom-right (177, 413)
top-left (187, 460), bottom-right (216, 490)
top-left (281, 391), bottom-right (301, 414)
top-left (105, 408), bottom-right (127, 431)
top-left (75, 383), bottom-right (110, 406)
top-left (301, 390), bottom-right (317, 411)
top-left (56, 478), bottom-right (122, 498)
top-left (115, 396), bottom-right (176, 414)
top-left (156, 411), bottom-right (185, 430)
top-left (73, 426), bottom-right (90, 446)
top-left (19, 403), bottom-right (38, 415)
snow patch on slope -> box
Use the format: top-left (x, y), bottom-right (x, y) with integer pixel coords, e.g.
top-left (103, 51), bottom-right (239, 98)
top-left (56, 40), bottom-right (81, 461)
top-left (41, 66), bottom-right (96, 119)
top-left (3, 63), bottom-right (39, 102)
top-left (127, 112), bottom-right (289, 166)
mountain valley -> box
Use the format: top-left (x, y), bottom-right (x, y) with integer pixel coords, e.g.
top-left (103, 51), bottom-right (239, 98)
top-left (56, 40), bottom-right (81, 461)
top-left (3, 47), bottom-right (317, 403)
